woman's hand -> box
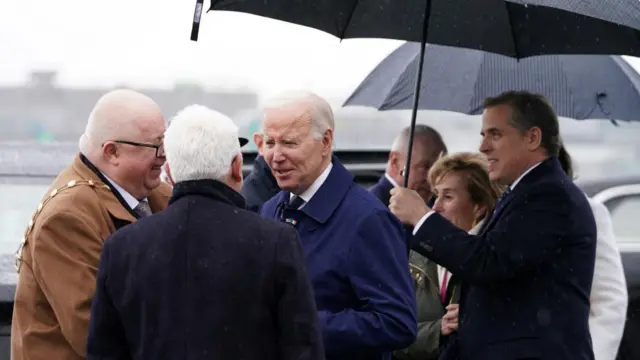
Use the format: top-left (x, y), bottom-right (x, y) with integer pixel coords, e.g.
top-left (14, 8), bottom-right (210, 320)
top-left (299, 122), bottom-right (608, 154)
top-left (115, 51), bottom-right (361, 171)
top-left (441, 304), bottom-right (459, 335)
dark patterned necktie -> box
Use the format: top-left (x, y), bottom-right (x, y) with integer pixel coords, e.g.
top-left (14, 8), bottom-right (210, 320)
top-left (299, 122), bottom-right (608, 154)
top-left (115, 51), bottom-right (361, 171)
top-left (134, 200), bottom-right (153, 218)
top-left (287, 195), bottom-right (305, 210)
top-left (492, 187), bottom-right (512, 216)
top-left (278, 195), bottom-right (305, 225)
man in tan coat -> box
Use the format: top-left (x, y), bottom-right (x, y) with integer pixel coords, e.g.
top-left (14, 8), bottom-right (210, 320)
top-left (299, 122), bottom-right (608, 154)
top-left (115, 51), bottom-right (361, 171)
top-left (11, 89), bottom-right (173, 360)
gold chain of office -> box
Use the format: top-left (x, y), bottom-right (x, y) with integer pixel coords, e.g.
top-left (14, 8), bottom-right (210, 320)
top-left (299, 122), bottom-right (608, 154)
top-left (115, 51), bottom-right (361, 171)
top-left (14, 179), bottom-right (111, 273)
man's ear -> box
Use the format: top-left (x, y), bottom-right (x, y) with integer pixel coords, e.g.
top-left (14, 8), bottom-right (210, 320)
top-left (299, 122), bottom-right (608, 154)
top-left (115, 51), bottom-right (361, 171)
top-left (231, 153), bottom-right (243, 183)
top-left (253, 132), bottom-right (264, 155)
top-left (321, 128), bottom-right (334, 157)
top-left (526, 127), bottom-right (543, 152)
top-left (163, 162), bottom-right (175, 186)
top-left (388, 151), bottom-right (403, 177)
top-left (102, 141), bottom-right (120, 165)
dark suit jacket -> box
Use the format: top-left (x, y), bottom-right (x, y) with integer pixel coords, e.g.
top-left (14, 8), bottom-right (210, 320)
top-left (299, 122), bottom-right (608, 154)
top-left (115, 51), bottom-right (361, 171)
top-left (370, 175), bottom-right (436, 209)
top-left (370, 176), bottom-right (395, 207)
top-left (86, 179), bottom-right (324, 360)
top-left (369, 175), bottom-right (427, 255)
top-left (411, 157), bottom-right (597, 360)
top-left (241, 155), bottom-right (280, 212)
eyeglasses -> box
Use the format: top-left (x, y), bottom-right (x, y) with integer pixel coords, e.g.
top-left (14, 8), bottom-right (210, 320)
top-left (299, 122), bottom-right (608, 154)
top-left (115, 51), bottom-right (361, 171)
top-left (111, 140), bottom-right (165, 158)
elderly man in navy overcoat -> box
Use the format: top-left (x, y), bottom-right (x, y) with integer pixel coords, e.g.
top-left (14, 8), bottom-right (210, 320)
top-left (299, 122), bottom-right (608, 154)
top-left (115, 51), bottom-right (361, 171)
top-left (258, 91), bottom-right (417, 360)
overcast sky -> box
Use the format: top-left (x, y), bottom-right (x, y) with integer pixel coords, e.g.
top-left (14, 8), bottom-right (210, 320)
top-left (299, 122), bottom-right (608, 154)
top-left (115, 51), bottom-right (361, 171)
top-left (2, 0), bottom-right (640, 101)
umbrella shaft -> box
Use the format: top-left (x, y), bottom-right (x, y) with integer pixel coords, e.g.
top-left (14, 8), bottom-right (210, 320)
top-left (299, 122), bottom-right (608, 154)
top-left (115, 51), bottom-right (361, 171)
top-left (403, 0), bottom-right (431, 187)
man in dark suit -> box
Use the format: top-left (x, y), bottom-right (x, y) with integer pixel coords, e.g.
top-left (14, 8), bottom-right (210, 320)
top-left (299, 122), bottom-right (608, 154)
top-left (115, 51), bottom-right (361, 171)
top-left (242, 154), bottom-right (279, 212)
top-left (389, 91), bottom-right (597, 360)
top-left (241, 130), bottom-right (280, 212)
top-left (369, 124), bottom-right (446, 208)
top-left (370, 125), bottom-right (446, 255)
top-left (258, 91), bottom-right (417, 360)
top-left (86, 104), bottom-right (324, 360)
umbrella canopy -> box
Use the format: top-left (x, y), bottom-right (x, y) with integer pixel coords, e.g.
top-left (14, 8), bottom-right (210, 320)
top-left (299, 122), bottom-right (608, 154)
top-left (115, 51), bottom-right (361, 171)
top-left (196, 0), bottom-right (640, 186)
top-left (344, 43), bottom-right (640, 122)
top-left (202, 0), bottom-right (640, 58)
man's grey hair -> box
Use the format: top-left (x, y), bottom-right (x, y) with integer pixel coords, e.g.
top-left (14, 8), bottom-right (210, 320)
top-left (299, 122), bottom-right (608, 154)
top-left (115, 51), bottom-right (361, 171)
top-left (391, 124), bottom-right (447, 155)
top-left (164, 104), bottom-right (241, 183)
top-left (261, 90), bottom-right (335, 139)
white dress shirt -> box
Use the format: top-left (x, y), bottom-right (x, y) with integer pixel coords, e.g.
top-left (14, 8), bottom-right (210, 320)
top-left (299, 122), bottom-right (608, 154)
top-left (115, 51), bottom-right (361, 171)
top-left (385, 173), bottom-right (400, 188)
top-left (290, 162), bottom-right (333, 208)
top-left (102, 173), bottom-right (144, 210)
top-left (437, 265), bottom-right (451, 296)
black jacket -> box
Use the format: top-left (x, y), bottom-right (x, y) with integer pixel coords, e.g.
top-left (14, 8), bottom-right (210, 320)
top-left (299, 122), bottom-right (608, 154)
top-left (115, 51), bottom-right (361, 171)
top-left (241, 155), bottom-right (280, 212)
top-left (86, 179), bottom-right (325, 360)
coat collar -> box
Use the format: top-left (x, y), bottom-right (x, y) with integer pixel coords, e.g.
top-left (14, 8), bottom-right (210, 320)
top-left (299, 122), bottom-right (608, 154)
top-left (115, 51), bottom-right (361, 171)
top-left (75, 153), bottom-right (171, 223)
top-left (481, 156), bottom-right (563, 233)
top-left (170, 179), bottom-right (246, 209)
top-left (74, 154), bottom-right (137, 223)
top-left (376, 175), bottom-right (394, 191)
top-left (371, 175), bottom-right (394, 206)
top-left (250, 155), bottom-right (278, 189)
top-left (285, 155), bottom-right (354, 224)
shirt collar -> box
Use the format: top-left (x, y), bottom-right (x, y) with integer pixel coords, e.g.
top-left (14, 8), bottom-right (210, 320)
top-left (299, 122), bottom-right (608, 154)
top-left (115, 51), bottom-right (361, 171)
top-left (510, 161), bottom-right (542, 191)
top-left (290, 162), bottom-right (333, 203)
top-left (102, 173), bottom-right (142, 210)
top-left (384, 173), bottom-right (400, 188)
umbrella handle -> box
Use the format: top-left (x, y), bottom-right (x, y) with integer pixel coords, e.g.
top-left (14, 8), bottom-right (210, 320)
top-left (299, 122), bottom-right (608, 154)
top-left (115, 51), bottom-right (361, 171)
top-left (190, 0), bottom-right (205, 41)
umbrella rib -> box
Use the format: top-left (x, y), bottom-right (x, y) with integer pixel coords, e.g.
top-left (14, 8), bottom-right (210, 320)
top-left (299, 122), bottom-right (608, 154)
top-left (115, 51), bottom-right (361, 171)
top-left (504, 1), bottom-right (520, 60)
top-left (555, 56), bottom-right (583, 120)
top-left (339, 0), bottom-right (361, 40)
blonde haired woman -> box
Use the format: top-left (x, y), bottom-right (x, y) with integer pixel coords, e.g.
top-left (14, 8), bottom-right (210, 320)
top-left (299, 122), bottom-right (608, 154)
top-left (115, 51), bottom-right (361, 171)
top-left (394, 152), bottom-right (502, 360)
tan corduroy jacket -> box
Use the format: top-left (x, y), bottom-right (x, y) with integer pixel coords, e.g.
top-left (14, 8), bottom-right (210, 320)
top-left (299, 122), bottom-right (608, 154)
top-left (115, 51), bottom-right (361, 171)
top-left (11, 154), bottom-right (172, 360)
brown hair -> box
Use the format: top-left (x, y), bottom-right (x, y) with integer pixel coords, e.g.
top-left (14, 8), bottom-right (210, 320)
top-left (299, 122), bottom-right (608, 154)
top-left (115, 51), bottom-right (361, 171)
top-left (428, 152), bottom-right (504, 222)
top-left (557, 143), bottom-right (576, 179)
top-left (483, 90), bottom-right (561, 157)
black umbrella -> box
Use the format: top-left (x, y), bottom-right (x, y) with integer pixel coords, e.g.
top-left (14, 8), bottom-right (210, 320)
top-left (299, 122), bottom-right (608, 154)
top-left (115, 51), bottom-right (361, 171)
top-left (191, 0), bottom-right (640, 186)
top-left (195, 0), bottom-right (640, 58)
top-left (344, 43), bottom-right (640, 123)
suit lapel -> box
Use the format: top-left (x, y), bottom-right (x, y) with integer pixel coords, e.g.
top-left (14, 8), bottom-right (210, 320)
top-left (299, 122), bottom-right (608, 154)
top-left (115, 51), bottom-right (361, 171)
top-left (482, 157), bottom-right (564, 235)
top-left (424, 260), bottom-right (439, 287)
top-left (481, 191), bottom-right (516, 234)
top-left (445, 274), bottom-right (460, 305)
top-left (375, 176), bottom-right (394, 207)
top-left (73, 154), bottom-right (138, 223)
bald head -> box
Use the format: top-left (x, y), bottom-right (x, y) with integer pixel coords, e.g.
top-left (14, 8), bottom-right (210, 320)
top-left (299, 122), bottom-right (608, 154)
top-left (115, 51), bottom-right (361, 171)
top-left (391, 124), bottom-right (447, 156)
top-left (78, 89), bottom-right (166, 200)
top-left (387, 124), bottom-right (447, 201)
top-left (79, 89), bottom-right (163, 158)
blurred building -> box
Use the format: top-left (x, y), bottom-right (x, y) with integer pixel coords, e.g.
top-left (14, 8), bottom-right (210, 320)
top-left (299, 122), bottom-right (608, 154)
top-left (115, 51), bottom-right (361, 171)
top-left (0, 71), bottom-right (258, 141)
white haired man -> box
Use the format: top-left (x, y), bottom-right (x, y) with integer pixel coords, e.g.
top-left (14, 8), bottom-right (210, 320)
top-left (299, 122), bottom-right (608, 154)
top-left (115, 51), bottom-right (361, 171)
top-left (258, 91), bottom-right (417, 360)
top-left (86, 105), bottom-right (324, 360)
top-left (11, 89), bottom-right (173, 360)
top-left (370, 124), bottom-right (447, 207)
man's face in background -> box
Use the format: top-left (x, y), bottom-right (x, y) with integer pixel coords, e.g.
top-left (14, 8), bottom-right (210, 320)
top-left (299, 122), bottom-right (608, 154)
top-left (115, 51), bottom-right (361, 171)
top-left (392, 140), bottom-right (443, 203)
